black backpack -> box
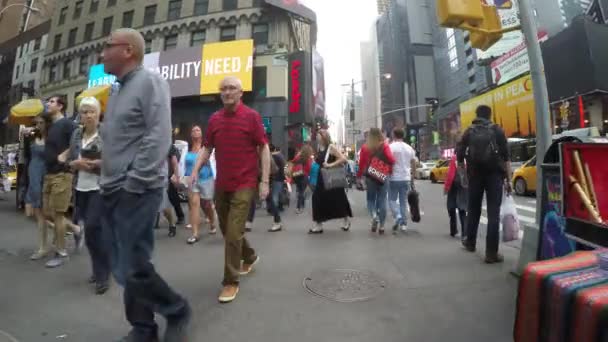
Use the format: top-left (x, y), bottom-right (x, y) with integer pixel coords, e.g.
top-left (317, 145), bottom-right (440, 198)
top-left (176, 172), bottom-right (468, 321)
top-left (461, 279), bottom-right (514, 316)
top-left (466, 123), bottom-right (499, 166)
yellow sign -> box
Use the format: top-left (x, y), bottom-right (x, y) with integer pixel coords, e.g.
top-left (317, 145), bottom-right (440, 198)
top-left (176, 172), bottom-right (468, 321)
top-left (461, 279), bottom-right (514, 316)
top-left (200, 39), bottom-right (254, 95)
top-left (460, 75), bottom-right (536, 138)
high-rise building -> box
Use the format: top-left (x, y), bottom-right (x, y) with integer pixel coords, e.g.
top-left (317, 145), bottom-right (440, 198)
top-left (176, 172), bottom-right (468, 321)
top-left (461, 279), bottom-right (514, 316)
top-left (359, 23), bottom-right (383, 143)
top-left (377, 0), bottom-right (391, 14)
top-left (40, 0), bottom-right (320, 153)
top-left (586, 0), bottom-right (608, 23)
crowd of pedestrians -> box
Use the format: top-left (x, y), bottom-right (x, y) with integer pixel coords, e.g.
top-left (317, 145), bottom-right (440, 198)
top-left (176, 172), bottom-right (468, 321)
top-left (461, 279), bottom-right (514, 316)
top-left (13, 28), bottom-right (516, 341)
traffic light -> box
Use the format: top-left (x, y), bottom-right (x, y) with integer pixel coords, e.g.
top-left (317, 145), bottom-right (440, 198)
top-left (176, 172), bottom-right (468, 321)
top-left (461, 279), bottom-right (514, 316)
top-left (469, 5), bottom-right (503, 51)
top-left (426, 98), bottom-right (439, 121)
top-left (437, 0), bottom-right (484, 28)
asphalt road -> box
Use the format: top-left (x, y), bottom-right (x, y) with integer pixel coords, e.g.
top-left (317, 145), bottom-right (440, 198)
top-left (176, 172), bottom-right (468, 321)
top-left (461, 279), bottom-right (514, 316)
top-left (0, 181), bottom-right (521, 342)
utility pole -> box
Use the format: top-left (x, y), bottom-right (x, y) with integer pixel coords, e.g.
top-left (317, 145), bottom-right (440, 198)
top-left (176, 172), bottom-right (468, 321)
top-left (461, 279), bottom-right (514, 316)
top-left (351, 78), bottom-right (356, 148)
top-left (518, 0), bottom-right (552, 226)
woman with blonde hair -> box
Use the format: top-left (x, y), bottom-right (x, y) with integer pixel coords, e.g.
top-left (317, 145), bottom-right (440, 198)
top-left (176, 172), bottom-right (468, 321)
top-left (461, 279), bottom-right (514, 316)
top-left (67, 96), bottom-right (110, 294)
top-left (309, 129), bottom-right (352, 234)
top-left (357, 127), bottom-right (395, 234)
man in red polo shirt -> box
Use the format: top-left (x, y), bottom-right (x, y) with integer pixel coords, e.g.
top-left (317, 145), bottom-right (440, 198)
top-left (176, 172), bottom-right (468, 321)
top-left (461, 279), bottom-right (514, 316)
top-left (192, 76), bottom-right (271, 303)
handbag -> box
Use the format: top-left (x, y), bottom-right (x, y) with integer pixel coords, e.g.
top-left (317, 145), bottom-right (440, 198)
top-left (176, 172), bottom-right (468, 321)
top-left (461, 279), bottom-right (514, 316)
top-left (320, 145), bottom-right (348, 190)
top-left (365, 145), bottom-right (393, 184)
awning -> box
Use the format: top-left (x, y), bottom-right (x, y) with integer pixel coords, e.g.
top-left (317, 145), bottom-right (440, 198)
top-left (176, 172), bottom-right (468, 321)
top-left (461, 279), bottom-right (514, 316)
top-left (542, 16), bottom-right (608, 102)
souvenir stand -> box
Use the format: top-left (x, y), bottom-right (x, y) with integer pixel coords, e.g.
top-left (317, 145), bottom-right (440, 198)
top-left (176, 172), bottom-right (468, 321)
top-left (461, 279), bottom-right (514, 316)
top-left (514, 138), bottom-right (608, 342)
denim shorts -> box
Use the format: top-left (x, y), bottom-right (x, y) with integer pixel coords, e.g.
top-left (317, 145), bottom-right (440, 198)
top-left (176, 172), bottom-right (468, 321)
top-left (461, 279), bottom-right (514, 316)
top-left (191, 178), bottom-right (215, 200)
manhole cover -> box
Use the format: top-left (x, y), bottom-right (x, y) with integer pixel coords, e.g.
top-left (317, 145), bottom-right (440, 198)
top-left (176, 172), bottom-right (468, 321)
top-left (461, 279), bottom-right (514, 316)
top-left (303, 269), bottom-right (386, 302)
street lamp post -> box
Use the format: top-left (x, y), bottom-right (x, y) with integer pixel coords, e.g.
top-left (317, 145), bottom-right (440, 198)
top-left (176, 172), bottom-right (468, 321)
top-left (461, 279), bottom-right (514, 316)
top-left (0, 3), bottom-right (40, 16)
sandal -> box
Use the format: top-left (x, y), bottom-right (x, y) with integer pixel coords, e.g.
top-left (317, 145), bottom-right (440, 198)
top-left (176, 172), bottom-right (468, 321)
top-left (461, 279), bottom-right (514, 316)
top-left (341, 222), bottom-right (351, 232)
top-left (209, 227), bottom-right (217, 235)
top-left (187, 236), bottom-right (200, 245)
top-left (185, 224), bottom-right (192, 230)
top-left (308, 228), bottom-right (324, 234)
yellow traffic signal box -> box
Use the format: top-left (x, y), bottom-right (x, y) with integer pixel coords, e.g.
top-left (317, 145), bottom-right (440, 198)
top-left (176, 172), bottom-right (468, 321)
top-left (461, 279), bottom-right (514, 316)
top-left (469, 5), bottom-right (503, 50)
top-left (437, 0), bottom-right (484, 27)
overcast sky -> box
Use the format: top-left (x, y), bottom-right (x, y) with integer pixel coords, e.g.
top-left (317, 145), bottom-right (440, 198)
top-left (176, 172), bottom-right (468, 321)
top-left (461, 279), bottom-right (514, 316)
top-left (303, 0), bottom-right (378, 130)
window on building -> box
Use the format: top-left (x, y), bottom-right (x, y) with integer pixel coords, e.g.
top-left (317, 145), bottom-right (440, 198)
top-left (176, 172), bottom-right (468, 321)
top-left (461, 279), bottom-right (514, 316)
top-left (122, 10), bottom-right (134, 27)
top-left (90, 0), bottom-right (99, 13)
top-left (73, 1), bottom-right (83, 19)
top-left (18, 46), bottom-right (23, 58)
top-left (193, 0), bottom-right (209, 15)
top-left (190, 30), bottom-right (205, 46)
top-left (58, 6), bottom-right (67, 25)
top-left (53, 34), bottom-right (62, 52)
top-left (252, 0), bottom-right (264, 6)
top-left (252, 23), bottom-right (268, 50)
top-left (27, 80), bottom-right (35, 92)
top-left (144, 39), bottom-right (152, 53)
top-left (63, 59), bottom-right (72, 79)
top-left (79, 55), bottom-right (89, 74)
top-left (223, 0), bottom-right (238, 11)
top-left (107, 0), bottom-right (117, 7)
top-left (30, 57), bottom-right (38, 73)
top-left (144, 5), bottom-right (157, 25)
top-left (49, 63), bottom-right (58, 82)
top-left (167, 0), bottom-right (182, 21)
top-left (15, 65), bottom-right (20, 79)
top-left (84, 22), bottom-right (94, 41)
top-left (220, 26), bottom-right (236, 41)
top-left (102, 16), bottom-right (113, 36)
top-left (164, 34), bottom-right (178, 50)
top-left (68, 28), bottom-right (77, 46)
top-left (253, 66), bottom-right (267, 98)
top-left (33, 37), bottom-right (41, 51)
top-left (446, 28), bottom-right (458, 71)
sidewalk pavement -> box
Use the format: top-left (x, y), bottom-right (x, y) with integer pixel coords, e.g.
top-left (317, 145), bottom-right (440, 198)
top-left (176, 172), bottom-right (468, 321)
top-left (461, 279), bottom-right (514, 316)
top-left (0, 182), bottom-right (518, 342)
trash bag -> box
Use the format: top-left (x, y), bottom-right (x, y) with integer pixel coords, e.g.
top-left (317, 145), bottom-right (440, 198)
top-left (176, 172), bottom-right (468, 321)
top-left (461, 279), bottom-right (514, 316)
top-left (501, 193), bottom-right (520, 242)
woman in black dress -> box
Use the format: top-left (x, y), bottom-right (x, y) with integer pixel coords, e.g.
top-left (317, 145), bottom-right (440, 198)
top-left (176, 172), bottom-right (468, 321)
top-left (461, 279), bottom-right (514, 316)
top-left (309, 129), bottom-right (352, 234)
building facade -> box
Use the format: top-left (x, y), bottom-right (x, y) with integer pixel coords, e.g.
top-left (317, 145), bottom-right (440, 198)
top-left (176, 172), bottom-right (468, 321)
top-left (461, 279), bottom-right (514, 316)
top-left (0, 0), bottom-right (56, 44)
top-left (40, 0), bottom-right (318, 153)
top-left (0, 21), bottom-right (51, 144)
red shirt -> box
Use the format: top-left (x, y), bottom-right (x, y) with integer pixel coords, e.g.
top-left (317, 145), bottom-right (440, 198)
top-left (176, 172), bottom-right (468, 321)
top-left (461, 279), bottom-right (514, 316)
top-left (291, 153), bottom-right (313, 176)
top-left (357, 143), bottom-right (396, 178)
top-left (204, 103), bottom-right (267, 192)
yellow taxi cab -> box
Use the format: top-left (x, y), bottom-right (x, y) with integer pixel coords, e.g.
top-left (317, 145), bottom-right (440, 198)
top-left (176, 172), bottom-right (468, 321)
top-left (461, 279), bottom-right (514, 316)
top-left (512, 156), bottom-right (537, 196)
top-left (7, 169), bottom-right (17, 189)
top-left (430, 159), bottom-right (450, 183)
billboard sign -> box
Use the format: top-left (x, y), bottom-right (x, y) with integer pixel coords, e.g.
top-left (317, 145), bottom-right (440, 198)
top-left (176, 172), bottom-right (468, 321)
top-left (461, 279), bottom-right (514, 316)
top-left (288, 51), bottom-right (312, 125)
top-left (87, 64), bottom-right (116, 88)
top-left (87, 40), bottom-right (254, 97)
top-left (460, 75), bottom-right (536, 138)
top-left (477, 0), bottom-right (523, 59)
top-left (264, 0), bottom-right (317, 22)
top-left (491, 31), bottom-right (548, 85)
top-left (312, 49), bottom-right (325, 119)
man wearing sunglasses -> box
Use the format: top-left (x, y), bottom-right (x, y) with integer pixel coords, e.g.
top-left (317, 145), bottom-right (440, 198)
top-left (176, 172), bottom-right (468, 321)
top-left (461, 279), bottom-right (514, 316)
top-left (99, 28), bottom-right (191, 342)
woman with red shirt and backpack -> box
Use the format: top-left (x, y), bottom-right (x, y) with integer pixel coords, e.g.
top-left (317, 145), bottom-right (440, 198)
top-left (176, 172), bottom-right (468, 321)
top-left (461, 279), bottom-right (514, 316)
top-left (357, 128), bottom-right (395, 234)
top-left (290, 144), bottom-right (313, 214)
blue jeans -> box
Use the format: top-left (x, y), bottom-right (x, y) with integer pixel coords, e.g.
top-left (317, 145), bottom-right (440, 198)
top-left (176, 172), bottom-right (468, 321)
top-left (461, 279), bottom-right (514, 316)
top-left (366, 178), bottom-right (389, 226)
top-left (294, 176), bottom-right (307, 210)
top-left (269, 180), bottom-right (283, 223)
top-left (389, 181), bottom-right (411, 226)
top-left (76, 190), bottom-right (110, 285)
top-left (102, 188), bottom-right (188, 339)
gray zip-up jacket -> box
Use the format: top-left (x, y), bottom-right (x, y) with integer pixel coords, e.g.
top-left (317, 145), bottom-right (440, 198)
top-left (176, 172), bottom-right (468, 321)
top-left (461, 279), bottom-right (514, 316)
top-left (100, 66), bottom-right (171, 194)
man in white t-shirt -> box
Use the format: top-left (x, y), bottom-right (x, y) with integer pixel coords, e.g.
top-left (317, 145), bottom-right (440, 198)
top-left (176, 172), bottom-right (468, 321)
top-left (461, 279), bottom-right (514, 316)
top-left (389, 127), bottom-right (417, 232)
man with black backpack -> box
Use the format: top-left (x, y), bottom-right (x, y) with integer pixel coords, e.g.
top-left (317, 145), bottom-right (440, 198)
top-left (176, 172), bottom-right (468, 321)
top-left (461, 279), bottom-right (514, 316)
top-left (457, 105), bottom-right (512, 264)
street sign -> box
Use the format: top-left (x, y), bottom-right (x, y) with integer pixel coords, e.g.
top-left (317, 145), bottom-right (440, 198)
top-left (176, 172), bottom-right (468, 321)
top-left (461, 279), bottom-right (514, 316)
top-left (350, 129), bottom-right (362, 134)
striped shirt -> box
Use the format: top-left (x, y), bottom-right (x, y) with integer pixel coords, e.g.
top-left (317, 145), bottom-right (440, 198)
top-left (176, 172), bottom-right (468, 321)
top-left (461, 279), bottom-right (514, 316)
top-left (204, 103), bottom-right (267, 192)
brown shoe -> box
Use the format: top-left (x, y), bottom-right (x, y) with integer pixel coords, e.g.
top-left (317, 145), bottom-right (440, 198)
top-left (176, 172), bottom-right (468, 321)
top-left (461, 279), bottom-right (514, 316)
top-left (218, 285), bottom-right (239, 303)
top-left (240, 256), bottom-right (260, 276)
top-left (485, 253), bottom-right (505, 264)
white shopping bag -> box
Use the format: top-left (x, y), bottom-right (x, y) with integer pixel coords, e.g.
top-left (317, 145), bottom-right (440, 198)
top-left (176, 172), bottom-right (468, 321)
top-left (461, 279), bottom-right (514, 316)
top-left (501, 194), bottom-right (521, 242)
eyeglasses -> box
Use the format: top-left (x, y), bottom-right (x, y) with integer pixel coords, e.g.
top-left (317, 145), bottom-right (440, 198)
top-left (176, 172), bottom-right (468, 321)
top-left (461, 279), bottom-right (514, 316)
top-left (103, 42), bottom-right (130, 50)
